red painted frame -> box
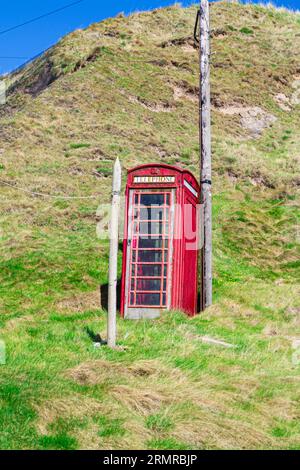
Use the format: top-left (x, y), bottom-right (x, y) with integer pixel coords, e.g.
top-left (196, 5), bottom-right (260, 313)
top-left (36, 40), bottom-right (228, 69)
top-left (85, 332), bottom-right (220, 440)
top-left (120, 163), bottom-right (201, 317)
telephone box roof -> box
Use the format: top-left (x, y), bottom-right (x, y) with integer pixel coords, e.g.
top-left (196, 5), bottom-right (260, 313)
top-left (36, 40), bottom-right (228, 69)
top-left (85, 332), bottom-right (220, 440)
top-left (127, 163), bottom-right (200, 189)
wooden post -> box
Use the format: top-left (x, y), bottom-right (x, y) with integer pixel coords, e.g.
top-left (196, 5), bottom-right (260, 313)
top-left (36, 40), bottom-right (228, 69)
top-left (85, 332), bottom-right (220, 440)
top-left (107, 157), bottom-right (122, 348)
top-left (199, 0), bottom-right (212, 308)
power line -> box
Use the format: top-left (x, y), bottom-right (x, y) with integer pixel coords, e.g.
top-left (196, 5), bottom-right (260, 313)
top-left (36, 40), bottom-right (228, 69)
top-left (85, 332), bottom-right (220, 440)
top-left (1, 42), bottom-right (298, 76)
top-left (0, 178), bottom-right (100, 200)
top-left (0, 0), bottom-right (87, 37)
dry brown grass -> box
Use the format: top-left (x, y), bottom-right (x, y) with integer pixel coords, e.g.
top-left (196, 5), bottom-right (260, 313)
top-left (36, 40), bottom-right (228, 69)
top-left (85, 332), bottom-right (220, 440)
top-left (35, 395), bottom-right (107, 435)
top-left (112, 385), bottom-right (167, 416)
top-left (65, 358), bottom-right (186, 386)
top-left (172, 414), bottom-right (275, 450)
top-left (4, 315), bottom-right (35, 331)
top-left (55, 290), bottom-right (100, 313)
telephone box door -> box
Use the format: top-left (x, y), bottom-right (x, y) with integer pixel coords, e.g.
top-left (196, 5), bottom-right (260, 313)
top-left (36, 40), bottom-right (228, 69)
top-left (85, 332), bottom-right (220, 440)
top-left (124, 189), bottom-right (175, 319)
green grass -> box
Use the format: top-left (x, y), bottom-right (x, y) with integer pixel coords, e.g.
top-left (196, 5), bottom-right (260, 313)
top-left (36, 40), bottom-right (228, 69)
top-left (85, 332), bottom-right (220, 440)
top-left (38, 434), bottom-right (78, 451)
top-left (0, 280), bottom-right (299, 449)
top-left (0, 1), bottom-right (299, 450)
top-left (69, 143), bottom-right (91, 149)
top-left (239, 27), bottom-right (254, 35)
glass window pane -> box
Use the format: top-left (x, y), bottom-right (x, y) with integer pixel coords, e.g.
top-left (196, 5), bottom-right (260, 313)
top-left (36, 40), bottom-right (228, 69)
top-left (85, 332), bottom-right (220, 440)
top-left (164, 251), bottom-right (168, 262)
top-left (136, 279), bottom-right (161, 291)
top-left (130, 293), bottom-right (134, 305)
top-left (137, 250), bottom-right (162, 263)
top-left (131, 279), bottom-right (135, 290)
top-left (162, 293), bottom-right (166, 306)
top-left (163, 279), bottom-right (167, 290)
top-left (135, 293), bottom-right (160, 306)
top-left (131, 264), bottom-right (135, 276)
top-left (140, 194), bottom-right (165, 206)
top-left (132, 250), bottom-right (137, 262)
top-left (136, 264), bottom-right (162, 276)
top-left (164, 264), bottom-right (167, 276)
top-left (139, 237), bottom-right (163, 249)
top-left (139, 207), bottom-right (164, 221)
top-left (139, 222), bottom-right (163, 235)
top-left (138, 207), bottom-right (151, 220)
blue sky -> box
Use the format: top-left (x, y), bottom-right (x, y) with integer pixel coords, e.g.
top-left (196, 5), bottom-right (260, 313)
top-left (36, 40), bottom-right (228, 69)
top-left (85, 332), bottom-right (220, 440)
top-left (0, 0), bottom-right (299, 74)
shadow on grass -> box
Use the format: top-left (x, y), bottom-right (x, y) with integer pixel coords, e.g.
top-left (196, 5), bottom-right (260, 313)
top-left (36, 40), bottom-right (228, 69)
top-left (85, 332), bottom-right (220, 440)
top-left (100, 280), bottom-right (121, 311)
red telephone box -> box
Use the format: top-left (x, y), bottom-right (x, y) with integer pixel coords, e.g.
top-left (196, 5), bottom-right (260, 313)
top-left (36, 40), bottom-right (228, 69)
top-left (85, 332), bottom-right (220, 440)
top-left (120, 163), bottom-right (200, 319)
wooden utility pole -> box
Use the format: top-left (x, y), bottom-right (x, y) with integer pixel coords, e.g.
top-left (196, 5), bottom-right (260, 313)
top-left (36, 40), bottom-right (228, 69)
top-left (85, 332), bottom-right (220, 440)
top-left (198, 1), bottom-right (212, 308)
top-left (107, 157), bottom-right (121, 348)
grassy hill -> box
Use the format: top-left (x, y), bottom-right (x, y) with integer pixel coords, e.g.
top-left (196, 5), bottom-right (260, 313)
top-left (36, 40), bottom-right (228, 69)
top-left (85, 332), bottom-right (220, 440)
top-left (0, 1), bottom-right (299, 449)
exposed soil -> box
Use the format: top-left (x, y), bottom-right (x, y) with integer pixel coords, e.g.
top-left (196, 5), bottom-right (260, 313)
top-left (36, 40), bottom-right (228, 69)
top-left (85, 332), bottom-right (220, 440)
top-left (226, 169), bottom-right (275, 188)
top-left (210, 28), bottom-right (229, 38)
top-left (249, 172), bottom-right (275, 188)
top-left (127, 94), bottom-right (174, 112)
top-left (9, 59), bottom-right (57, 98)
top-left (160, 36), bottom-right (197, 53)
top-left (73, 46), bottom-right (104, 72)
top-left (274, 93), bottom-right (291, 111)
top-left (148, 144), bottom-right (168, 157)
top-left (7, 44), bottom-right (104, 103)
top-left (171, 80), bottom-right (198, 103)
top-left (218, 105), bottom-right (277, 138)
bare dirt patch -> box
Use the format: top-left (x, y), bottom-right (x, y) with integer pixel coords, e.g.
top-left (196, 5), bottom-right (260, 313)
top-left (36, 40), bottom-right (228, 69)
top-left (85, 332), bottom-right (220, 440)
top-left (160, 36), bottom-right (197, 53)
top-left (249, 172), bottom-right (275, 188)
top-left (171, 81), bottom-right (198, 103)
top-left (69, 166), bottom-right (86, 176)
top-left (78, 147), bottom-right (112, 162)
top-left (263, 324), bottom-right (280, 337)
top-left (225, 169), bottom-right (274, 189)
top-left (9, 58), bottom-right (57, 98)
top-left (73, 46), bottom-right (105, 72)
top-left (148, 144), bottom-right (169, 158)
top-left (127, 94), bottom-right (174, 113)
top-left (274, 93), bottom-right (291, 111)
top-left (210, 28), bottom-right (228, 38)
top-left (217, 105), bottom-right (277, 138)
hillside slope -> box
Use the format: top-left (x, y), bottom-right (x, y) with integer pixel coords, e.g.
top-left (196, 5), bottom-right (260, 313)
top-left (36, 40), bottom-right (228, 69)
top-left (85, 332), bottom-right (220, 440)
top-left (0, 2), bottom-right (299, 450)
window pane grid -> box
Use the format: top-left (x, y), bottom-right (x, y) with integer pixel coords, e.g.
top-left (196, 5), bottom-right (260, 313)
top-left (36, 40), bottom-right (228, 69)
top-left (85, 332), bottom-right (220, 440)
top-left (128, 190), bottom-right (172, 308)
